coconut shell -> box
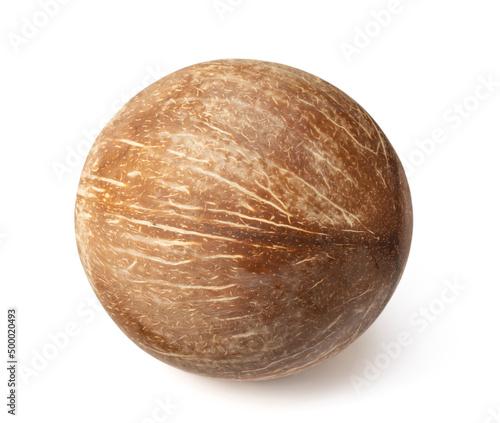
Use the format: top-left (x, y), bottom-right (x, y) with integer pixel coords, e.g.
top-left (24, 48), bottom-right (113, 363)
top-left (75, 59), bottom-right (413, 381)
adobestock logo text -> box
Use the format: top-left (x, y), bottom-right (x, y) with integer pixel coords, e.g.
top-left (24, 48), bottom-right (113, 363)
top-left (7, 0), bottom-right (72, 54)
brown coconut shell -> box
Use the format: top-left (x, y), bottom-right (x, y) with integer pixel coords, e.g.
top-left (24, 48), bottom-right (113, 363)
top-left (75, 59), bottom-right (413, 381)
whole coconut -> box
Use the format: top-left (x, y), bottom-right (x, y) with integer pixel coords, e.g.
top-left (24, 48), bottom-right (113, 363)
top-left (75, 59), bottom-right (412, 381)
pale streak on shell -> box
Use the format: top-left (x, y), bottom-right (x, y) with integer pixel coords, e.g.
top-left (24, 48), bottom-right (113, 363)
top-left (75, 59), bottom-right (413, 381)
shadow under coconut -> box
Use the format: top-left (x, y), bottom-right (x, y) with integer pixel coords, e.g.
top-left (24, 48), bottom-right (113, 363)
top-left (184, 325), bottom-right (389, 402)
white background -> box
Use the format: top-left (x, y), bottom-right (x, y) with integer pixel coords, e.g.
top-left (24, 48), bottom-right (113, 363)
top-left (2, 0), bottom-right (499, 422)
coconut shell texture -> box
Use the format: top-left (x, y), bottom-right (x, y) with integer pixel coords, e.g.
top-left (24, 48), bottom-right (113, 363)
top-left (75, 59), bottom-right (413, 381)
